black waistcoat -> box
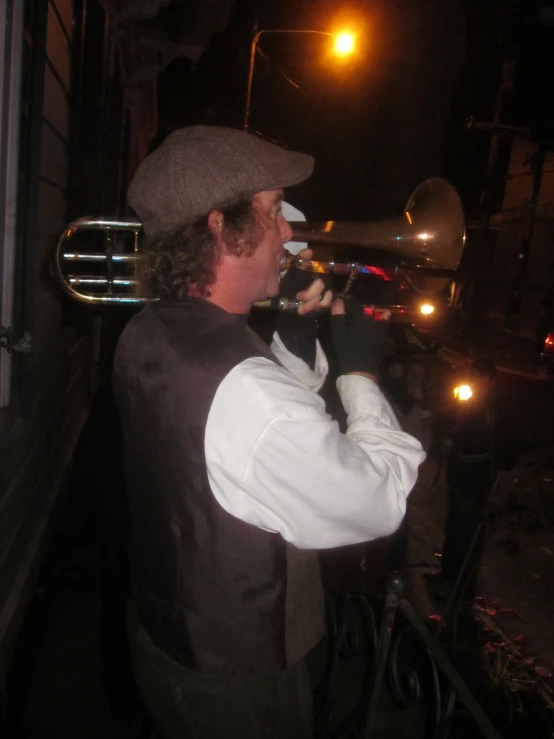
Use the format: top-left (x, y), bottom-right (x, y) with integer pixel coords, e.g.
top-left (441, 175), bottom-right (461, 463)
top-left (113, 298), bottom-right (324, 677)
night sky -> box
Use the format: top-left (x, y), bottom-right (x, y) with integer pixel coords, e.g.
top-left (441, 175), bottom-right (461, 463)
top-left (157, 0), bottom-right (553, 224)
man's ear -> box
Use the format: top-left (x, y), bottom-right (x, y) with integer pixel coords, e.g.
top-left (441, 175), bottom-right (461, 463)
top-left (207, 210), bottom-right (224, 243)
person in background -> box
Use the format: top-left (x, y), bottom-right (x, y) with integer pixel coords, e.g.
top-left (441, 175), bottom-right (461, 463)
top-left (391, 358), bottom-right (433, 452)
top-left (113, 125), bottom-right (425, 739)
top-left (379, 333), bottom-right (405, 403)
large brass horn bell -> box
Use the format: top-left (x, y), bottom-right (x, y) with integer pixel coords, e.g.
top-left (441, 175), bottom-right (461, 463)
top-left (53, 177), bottom-right (465, 307)
top-left (288, 177), bottom-right (465, 295)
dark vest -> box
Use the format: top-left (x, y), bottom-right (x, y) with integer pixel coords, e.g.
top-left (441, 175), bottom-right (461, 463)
top-left (113, 298), bottom-right (324, 677)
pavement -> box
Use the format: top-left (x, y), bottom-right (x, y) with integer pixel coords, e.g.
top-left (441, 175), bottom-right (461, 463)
top-left (2, 397), bottom-right (145, 739)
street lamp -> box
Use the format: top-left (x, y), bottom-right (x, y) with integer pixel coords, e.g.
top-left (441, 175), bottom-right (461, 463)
top-left (243, 27), bottom-right (355, 132)
top-left (334, 32), bottom-right (355, 56)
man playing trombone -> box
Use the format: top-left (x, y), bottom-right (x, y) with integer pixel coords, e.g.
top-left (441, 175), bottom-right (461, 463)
top-left (113, 125), bottom-right (425, 739)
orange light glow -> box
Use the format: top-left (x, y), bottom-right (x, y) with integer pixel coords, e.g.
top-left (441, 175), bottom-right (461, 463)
top-left (453, 384), bottom-right (473, 401)
top-left (334, 33), bottom-right (355, 56)
top-left (420, 303), bottom-right (435, 315)
top-left (310, 260), bottom-right (327, 275)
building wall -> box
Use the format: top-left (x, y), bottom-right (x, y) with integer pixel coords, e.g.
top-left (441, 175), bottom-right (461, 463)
top-left (0, 0), bottom-right (153, 691)
top-left (0, 0), bottom-right (86, 686)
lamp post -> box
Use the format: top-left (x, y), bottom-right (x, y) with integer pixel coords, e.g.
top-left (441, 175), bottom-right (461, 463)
top-left (243, 27), bottom-right (355, 132)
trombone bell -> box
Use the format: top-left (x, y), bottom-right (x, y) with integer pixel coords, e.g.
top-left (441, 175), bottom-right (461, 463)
top-left (289, 178), bottom-right (465, 294)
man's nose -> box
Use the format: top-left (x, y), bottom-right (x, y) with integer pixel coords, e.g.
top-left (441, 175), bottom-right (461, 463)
top-left (279, 213), bottom-right (293, 243)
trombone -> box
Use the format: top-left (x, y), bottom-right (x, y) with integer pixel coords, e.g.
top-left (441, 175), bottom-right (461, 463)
top-left (53, 178), bottom-right (466, 312)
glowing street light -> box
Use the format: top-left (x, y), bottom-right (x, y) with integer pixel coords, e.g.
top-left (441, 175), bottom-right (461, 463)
top-left (244, 27), bottom-right (356, 131)
top-left (453, 384), bottom-right (473, 402)
top-left (419, 303), bottom-right (435, 316)
top-left (334, 32), bottom-right (355, 56)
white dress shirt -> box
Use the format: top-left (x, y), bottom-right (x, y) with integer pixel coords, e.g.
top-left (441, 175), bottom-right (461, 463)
top-left (205, 331), bottom-right (425, 550)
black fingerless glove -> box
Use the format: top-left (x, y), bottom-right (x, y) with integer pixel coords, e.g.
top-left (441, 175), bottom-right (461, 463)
top-left (330, 297), bottom-right (389, 376)
top-left (275, 267), bottom-right (317, 369)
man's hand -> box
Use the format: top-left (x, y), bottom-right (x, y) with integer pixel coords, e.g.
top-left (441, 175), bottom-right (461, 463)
top-left (287, 249), bottom-right (333, 315)
top-left (276, 249), bottom-right (332, 368)
top-left (330, 296), bottom-right (389, 379)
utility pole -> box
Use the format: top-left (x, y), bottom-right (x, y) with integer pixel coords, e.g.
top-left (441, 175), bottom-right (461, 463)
top-left (511, 143), bottom-right (547, 318)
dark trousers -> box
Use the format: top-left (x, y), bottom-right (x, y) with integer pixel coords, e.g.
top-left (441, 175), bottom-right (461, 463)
top-left (442, 479), bottom-right (488, 598)
top-left (127, 604), bottom-right (315, 739)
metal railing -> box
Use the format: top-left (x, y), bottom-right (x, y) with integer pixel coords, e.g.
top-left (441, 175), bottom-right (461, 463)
top-left (317, 575), bottom-right (503, 739)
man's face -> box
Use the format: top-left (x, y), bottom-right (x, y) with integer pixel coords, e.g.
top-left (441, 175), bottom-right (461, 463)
top-left (246, 189), bottom-right (293, 301)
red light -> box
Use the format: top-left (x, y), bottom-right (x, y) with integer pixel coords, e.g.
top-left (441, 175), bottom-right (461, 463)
top-left (359, 265), bottom-right (392, 281)
top-left (363, 305), bottom-right (388, 320)
top-left (546, 334), bottom-right (554, 346)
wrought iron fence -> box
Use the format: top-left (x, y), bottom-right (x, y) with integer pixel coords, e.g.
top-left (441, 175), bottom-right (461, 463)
top-left (317, 574), bottom-right (503, 739)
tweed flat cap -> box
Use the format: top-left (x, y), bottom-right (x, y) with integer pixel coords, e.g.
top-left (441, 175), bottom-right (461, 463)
top-left (127, 126), bottom-right (315, 237)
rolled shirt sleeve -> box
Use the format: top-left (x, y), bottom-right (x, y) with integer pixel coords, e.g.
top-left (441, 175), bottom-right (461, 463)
top-left (205, 357), bottom-right (425, 550)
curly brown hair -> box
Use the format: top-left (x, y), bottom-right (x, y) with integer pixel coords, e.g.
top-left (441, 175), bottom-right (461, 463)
top-left (137, 199), bottom-right (259, 299)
